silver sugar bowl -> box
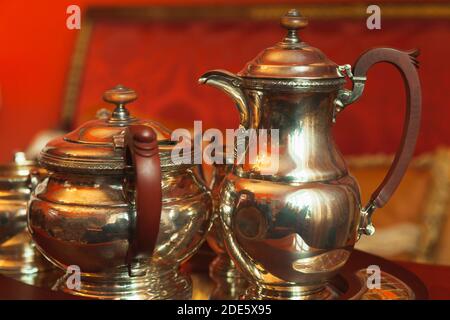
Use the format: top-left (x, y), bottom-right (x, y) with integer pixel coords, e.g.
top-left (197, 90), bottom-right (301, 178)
top-left (27, 85), bottom-right (212, 299)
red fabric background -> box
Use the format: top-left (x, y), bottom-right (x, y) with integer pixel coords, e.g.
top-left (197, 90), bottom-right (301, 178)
top-left (0, 0), bottom-right (449, 162)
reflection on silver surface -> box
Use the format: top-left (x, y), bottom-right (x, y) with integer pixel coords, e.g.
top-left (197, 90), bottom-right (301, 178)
top-left (0, 230), bottom-right (52, 275)
top-left (205, 162), bottom-right (248, 299)
top-left (28, 168), bottom-right (211, 299)
top-left (292, 249), bottom-right (350, 274)
top-left (0, 152), bottom-right (52, 279)
top-left (208, 253), bottom-right (248, 300)
top-left (54, 264), bottom-right (193, 300)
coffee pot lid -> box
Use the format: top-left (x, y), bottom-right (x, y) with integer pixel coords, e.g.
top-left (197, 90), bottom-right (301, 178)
top-left (40, 85), bottom-right (191, 173)
top-left (237, 9), bottom-right (342, 79)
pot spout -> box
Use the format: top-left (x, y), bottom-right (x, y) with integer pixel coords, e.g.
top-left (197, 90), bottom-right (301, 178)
top-left (199, 70), bottom-right (250, 129)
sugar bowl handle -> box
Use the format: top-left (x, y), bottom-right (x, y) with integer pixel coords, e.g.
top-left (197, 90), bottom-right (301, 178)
top-left (339, 48), bottom-right (422, 236)
top-left (124, 124), bottom-right (162, 269)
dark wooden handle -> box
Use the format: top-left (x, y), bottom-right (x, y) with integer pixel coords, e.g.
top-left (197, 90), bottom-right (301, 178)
top-left (353, 48), bottom-right (422, 208)
top-left (124, 124), bottom-right (162, 269)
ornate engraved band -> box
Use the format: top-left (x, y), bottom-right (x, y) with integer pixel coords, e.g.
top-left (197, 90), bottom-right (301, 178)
top-left (39, 154), bottom-right (125, 174)
top-left (40, 152), bottom-right (195, 173)
top-left (240, 77), bottom-right (346, 91)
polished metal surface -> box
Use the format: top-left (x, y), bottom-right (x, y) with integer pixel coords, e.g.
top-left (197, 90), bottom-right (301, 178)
top-left (0, 152), bottom-right (34, 244)
top-left (0, 152), bottom-right (52, 276)
top-left (28, 86), bottom-right (212, 299)
top-left (208, 253), bottom-right (248, 300)
top-left (0, 230), bottom-right (52, 276)
top-left (205, 161), bottom-right (247, 300)
top-left (199, 9), bottom-right (371, 300)
top-left (28, 167), bottom-right (210, 299)
top-left (218, 171), bottom-right (360, 299)
top-left (54, 264), bottom-right (192, 300)
top-left (333, 64), bottom-right (367, 123)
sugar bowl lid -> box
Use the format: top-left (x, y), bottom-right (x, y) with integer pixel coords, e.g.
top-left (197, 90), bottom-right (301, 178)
top-left (237, 9), bottom-right (342, 79)
top-left (40, 85), bottom-right (188, 173)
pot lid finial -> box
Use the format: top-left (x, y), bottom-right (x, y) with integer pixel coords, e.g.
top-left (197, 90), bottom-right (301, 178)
top-left (103, 85), bottom-right (137, 121)
top-left (237, 9), bottom-right (342, 80)
top-left (280, 9), bottom-right (308, 45)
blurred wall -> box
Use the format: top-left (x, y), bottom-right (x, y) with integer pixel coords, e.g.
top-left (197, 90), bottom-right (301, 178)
top-left (0, 0), bottom-right (449, 162)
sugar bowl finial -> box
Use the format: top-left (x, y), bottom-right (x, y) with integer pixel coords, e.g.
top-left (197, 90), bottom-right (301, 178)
top-left (280, 9), bottom-right (308, 44)
top-left (103, 84), bottom-right (137, 121)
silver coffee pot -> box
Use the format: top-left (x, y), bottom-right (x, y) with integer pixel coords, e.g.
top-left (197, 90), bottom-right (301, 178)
top-left (199, 9), bottom-right (421, 299)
